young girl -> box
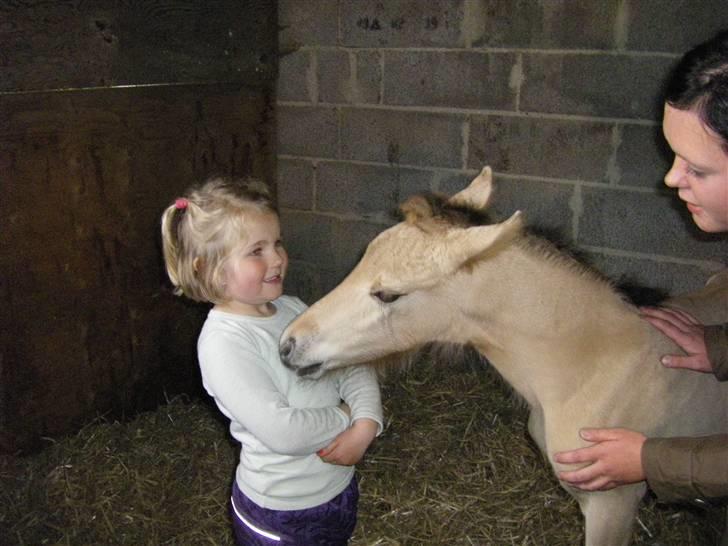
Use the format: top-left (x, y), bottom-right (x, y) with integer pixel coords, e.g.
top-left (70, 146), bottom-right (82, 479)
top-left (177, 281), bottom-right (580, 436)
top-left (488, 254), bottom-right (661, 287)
top-left (160, 177), bottom-right (383, 546)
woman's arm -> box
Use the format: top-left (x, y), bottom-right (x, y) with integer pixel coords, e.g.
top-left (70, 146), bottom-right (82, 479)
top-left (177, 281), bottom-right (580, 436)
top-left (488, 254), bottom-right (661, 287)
top-left (705, 324), bottom-right (728, 380)
top-left (643, 435), bottom-right (728, 502)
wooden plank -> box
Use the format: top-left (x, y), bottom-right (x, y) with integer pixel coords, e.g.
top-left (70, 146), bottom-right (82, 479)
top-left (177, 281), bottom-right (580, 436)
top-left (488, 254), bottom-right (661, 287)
top-left (0, 1), bottom-right (277, 93)
top-left (0, 83), bottom-right (275, 452)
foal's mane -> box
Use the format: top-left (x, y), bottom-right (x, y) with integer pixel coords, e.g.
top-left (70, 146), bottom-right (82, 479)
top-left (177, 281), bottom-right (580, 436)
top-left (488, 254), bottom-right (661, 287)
top-left (401, 192), bottom-right (492, 228)
top-left (517, 233), bottom-right (615, 289)
top-left (402, 191), bottom-right (621, 296)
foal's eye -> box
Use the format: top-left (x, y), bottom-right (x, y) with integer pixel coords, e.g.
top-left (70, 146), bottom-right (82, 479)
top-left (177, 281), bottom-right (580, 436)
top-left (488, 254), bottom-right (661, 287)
top-left (372, 290), bottom-right (402, 304)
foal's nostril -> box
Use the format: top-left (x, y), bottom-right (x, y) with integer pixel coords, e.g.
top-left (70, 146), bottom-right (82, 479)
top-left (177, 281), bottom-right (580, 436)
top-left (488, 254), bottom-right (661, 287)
top-left (279, 337), bottom-right (295, 365)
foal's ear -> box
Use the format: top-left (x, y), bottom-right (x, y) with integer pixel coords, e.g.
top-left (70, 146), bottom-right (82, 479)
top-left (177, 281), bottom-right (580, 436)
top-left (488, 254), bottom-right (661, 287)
top-left (449, 166), bottom-right (494, 210)
top-left (444, 210), bottom-right (524, 270)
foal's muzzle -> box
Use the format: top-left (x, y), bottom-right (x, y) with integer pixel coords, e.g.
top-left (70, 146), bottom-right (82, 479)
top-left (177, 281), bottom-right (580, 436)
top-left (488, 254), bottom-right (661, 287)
top-left (280, 337), bottom-right (323, 377)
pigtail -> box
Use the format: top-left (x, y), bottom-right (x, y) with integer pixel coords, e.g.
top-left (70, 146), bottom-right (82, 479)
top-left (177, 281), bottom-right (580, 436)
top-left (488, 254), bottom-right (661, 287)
top-left (160, 201), bottom-right (188, 296)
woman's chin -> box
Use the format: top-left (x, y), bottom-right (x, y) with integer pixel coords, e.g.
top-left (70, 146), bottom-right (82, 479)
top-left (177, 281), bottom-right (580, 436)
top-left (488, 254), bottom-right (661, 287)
top-left (692, 212), bottom-right (727, 233)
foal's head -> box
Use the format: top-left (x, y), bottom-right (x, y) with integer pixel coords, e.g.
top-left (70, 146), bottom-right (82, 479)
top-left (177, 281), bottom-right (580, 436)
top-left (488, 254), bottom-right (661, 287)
top-left (280, 167), bottom-right (523, 378)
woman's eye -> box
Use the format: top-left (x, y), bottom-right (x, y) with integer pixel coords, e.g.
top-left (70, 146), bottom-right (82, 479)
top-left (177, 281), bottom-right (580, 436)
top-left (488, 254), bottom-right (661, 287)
top-left (372, 291), bottom-right (402, 304)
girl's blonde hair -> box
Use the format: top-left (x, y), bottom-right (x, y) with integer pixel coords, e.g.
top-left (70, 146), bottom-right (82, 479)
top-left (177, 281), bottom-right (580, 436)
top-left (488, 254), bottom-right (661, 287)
top-left (161, 176), bottom-right (277, 303)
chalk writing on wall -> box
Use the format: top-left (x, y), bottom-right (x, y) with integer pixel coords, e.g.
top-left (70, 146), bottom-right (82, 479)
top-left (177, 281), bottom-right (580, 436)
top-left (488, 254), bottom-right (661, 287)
top-left (356, 16), bottom-right (439, 31)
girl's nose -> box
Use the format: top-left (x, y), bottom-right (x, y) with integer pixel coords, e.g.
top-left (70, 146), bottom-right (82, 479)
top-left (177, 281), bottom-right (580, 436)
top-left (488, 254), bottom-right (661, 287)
top-left (272, 247), bottom-right (286, 266)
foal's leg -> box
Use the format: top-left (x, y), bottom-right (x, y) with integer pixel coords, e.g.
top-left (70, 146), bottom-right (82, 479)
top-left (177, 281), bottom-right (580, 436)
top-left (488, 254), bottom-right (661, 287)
top-left (575, 484), bottom-right (645, 546)
top-left (527, 407), bottom-right (546, 453)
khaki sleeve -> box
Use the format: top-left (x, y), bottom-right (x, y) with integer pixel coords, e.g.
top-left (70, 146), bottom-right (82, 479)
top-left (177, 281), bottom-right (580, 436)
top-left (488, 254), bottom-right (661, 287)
top-left (706, 324), bottom-right (728, 381)
top-left (642, 435), bottom-right (728, 503)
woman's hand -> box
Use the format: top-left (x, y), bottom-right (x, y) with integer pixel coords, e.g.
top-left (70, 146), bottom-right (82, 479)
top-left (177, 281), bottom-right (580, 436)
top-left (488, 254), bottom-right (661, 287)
top-left (640, 306), bottom-right (712, 373)
top-left (553, 428), bottom-right (646, 491)
top-left (317, 418), bottom-right (378, 466)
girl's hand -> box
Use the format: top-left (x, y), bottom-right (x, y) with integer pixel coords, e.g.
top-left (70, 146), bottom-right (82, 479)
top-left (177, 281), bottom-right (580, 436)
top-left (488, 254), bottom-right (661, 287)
top-left (317, 418), bottom-right (378, 466)
top-left (553, 428), bottom-right (646, 491)
top-left (640, 306), bottom-right (712, 373)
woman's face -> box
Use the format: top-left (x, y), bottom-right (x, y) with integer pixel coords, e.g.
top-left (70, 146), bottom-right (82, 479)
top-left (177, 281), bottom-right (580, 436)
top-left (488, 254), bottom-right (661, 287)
top-left (662, 103), bottom-right (728, 233)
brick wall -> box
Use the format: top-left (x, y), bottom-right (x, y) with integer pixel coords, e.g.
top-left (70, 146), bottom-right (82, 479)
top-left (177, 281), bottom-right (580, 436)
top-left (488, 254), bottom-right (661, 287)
top-left (277, 0), bottom-right (728, 304)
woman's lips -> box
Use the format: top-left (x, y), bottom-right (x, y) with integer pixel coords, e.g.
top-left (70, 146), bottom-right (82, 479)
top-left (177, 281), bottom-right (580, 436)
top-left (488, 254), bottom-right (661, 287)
top-left (685, 202), bottom-right (701, 215)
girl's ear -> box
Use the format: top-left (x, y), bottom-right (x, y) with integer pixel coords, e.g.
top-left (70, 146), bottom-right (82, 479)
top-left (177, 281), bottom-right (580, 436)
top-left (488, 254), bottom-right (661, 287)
top-left (192, 257), bottom-right (203, 272)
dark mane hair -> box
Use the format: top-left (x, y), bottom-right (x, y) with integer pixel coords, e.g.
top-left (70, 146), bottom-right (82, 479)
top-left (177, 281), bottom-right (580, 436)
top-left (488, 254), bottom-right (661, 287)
top-left (403, 191), bottom-right (667, 306)
top-left (399, 191), bottom-right (494, 227)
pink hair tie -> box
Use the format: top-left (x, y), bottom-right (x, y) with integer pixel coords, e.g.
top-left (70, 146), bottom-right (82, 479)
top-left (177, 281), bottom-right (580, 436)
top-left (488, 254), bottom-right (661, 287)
top-left (175, 198), bottom-right (189, 210)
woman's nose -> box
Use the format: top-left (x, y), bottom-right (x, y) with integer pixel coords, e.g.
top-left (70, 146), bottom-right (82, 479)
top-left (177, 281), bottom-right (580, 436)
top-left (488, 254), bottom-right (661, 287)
top-left (664, 157), bottom-right (684, 188)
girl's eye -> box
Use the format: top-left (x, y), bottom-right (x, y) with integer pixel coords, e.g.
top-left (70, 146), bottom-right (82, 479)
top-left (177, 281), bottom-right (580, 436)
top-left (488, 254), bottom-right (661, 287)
top-left (250, 248), bottom-right (263, 256)
top-left (687, 166), bottom-right (705, 178)
top-left (372, 290), bottom-right (403, 304)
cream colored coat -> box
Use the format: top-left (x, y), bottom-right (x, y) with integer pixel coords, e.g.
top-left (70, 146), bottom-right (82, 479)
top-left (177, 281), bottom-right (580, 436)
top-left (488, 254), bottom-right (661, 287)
top-left (279, 167), bottom-right (728, 546)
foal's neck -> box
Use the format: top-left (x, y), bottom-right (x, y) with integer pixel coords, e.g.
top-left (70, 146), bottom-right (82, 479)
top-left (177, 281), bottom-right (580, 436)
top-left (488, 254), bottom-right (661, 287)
top-left (463, 240), bottom-right (633, 407)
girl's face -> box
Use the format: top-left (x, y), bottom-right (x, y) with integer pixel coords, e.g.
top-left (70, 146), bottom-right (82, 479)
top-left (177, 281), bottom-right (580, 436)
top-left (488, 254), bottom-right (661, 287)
top-left (662, 103), bottom-right (728, 233)
top-left (219, 211), bottom-right (288, 316)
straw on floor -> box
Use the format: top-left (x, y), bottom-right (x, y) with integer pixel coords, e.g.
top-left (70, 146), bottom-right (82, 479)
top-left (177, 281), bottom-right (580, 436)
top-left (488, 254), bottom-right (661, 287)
top-left (1, 355), bottom-right (722, 545)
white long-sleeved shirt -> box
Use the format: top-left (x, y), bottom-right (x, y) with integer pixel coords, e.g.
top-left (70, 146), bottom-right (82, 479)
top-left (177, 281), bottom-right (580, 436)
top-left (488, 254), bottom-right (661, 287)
top-left (197, 295), bottom-right (383, 510)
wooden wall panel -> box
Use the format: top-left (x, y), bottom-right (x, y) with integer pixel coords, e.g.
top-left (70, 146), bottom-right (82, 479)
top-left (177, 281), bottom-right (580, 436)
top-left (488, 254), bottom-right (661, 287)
top-left (0, 1), bottom-right (277, 453)
top-left (0, 0), bottom-right (275, 92)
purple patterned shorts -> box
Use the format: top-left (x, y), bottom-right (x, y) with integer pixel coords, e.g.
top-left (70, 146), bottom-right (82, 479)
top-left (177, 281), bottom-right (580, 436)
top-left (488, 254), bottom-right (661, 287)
top-left (230, 477), bottom-right (359, 546)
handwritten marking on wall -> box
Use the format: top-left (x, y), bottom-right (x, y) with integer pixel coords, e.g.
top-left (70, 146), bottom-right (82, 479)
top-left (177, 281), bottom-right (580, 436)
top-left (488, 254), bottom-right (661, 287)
top-left (356, 16), bottom-right (440, 31)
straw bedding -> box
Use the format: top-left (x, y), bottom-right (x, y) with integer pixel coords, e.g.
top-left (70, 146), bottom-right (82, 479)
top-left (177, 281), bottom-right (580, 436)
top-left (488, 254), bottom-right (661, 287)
top-left (1, 355), bottom-right (722, 545)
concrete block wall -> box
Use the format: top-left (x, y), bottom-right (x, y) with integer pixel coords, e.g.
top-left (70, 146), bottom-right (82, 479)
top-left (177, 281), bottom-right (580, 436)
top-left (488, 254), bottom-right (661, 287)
top-left (277, 0), bottom-right (728, 304)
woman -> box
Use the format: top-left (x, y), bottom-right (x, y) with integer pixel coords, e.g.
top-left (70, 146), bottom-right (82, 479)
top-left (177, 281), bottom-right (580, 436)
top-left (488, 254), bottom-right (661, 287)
top-left (554, 30), bottom-right (728, 508)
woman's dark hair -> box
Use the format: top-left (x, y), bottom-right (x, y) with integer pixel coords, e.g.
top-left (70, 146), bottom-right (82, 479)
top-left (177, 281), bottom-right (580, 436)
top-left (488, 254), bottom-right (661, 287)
top-left (665, 30), bottom-right (728, 148)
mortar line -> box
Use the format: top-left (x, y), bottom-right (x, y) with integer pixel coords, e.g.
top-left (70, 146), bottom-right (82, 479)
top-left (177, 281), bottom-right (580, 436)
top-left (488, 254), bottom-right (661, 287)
top-left (277, 100), bottom-right (659, 126)
top-left (579, 245), bottom-right (726, 269)
top-left (278, 155), bottom-right (671, 193)
top-left (294, 45), bottom-right (679, 58)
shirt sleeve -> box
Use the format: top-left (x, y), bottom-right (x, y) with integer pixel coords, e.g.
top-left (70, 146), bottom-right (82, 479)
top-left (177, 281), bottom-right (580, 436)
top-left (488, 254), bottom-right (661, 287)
top-left (642, 435), bottom-right (728, 503)
top-left (199, 331), bottom-right (350, 456)
top-left (706, 323), bottom-right (728, 381)
top-left (336, 364), bottom-right (384, 435)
